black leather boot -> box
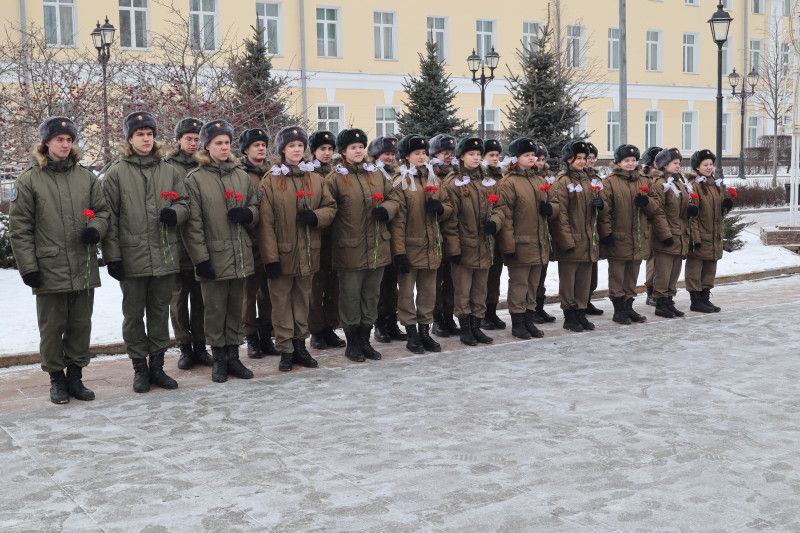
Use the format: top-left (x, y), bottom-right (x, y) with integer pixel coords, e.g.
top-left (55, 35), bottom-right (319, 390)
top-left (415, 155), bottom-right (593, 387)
top-left (211, 346), bottom-right (228, 383)
top-left (585, 301), bottom-right (604, 315)
top-left (373, 315), bottom-right (392, 343)
top-left (292, 338), bottom-right (318, 368)
top-left (246, 334), bottom-right (264, 359)
top-left (562, 309), bottom-right (583, 332)
top-left (323, 327), bottom-right (346, 348)
top-left (49, 370), bottom-right (70, 404)
top-left (192, 341), bottom-right (213, 366)
top-left (646, 287), bottom-right (656, 307)
top-left (343, 327), bottom-right (365, 362)
top-left (418, 324), bottom-right (441, 352)
top-left (576, 310), bottom-right (595, 331)
top-left (65, 364), bottom-right (95, 401)
top-left (226, 346), bottom-right (254, 379)
top-left (510, 312), bottom-right (532, 339)
top-left (481, 303), bottom-right (506, 330)
top-left (666, 297), bottom-right (685, 317)
top-left (471, 315), bottom-right (493, 344)
top-left (259, 324), bottom-right (279, 355)
top-left (278, 351), bottom-right (293, 371)
top-left (386, 313), bottom-right (408, 341)
top-left (405, 324), bottom-right (425, 354)
top-left (523, 311), bottom-right (545, 338)
top-left (626, 298), bottom-right (647, 323)
top-left (655, 297), bottom-right (676, 318)
top-left (149, 352), bottom-right (178, 389)
top-left (457, 315), bottom-right (477, 346)
top-left (612, 298), bottom-right (632, 325)
top-left (177, 344), bottom-right (195, 370)
top-left (360, 325), bottom-right (382, 360)
top-left (131, 358), bottom-right (150, 392)
top-left (310, 332), bottom-right (328, 349)
top-left (690, 291), bottom-right (716, 313)
top-left (443, 314), bottom-right (461, 335)
top-left (534, 296), bottom-right (556, 323)
top-left (704, 289), bottom-right (721, 312)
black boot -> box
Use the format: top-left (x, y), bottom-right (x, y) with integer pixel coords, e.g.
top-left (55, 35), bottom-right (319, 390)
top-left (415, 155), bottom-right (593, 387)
top-left (386, 314), bottom-right (408, 341)
top-left (510, 312), bottom-right (532, 340)
top-left (49, 371), bottom-right (70, 404)
top-left (211, 346), bottom-right (228, 382)
top-left (585, 301), bottom-right (604, 315)
top-left (646, 287), bottom-right (656, 307)
top-left (576, 310), bottom-right (596, 331)
top-left (471, 316), bottom-right (493, 344)
top-left (192, 341), bottom-right (213, 366)
top-left (292, 338), bottom-right (318, 368)
top-left (666, 297), bottom-right (685, 317)
top-left (360, 325), bottom-right (383, 360)
top-left (259, 324), bottom-right (279, 355)
top-left (655, 297), bottom-right (676, 318)
top-left (562, 309), bottom-right (583, 332)
top-left (278, 351), bottom-right (293, 371)
top-left (457, 315), bottom-right (477, 346)
top-left (418, 324), bottom-right (441, 352)
top-left (405, 324), bottom-right (425, 354)
top-left (626, 298), bottom-right (647, 323)
top-left (534, 296), bottom-right (556, 323)
top-left (704, 289), bottom-right (721, 312)
top-left (131, 358), bottom-right (150, 393)
top-left (481, 303), bottom-right (506, 330)
top-left (246, 334), bottom-right (264, 359)
top-left (443, 314), bottom-right (461, 335)
top-left (323, 327), bottom-right (346, 348)
top-left (226, 346), bottom-right (254, 379)
top-left (373, 315), bottom-right (392, 343)
top-left (431, 310), bottom-right (449, 337)
top-left (149, 352), bottom-right (178, 389)
top-left (523, 311), bottom-right (545, 338)
top-left (690, 291), bottom-right (716, 313)
top-left (177, 344), bottom-right (195, 370)
top-left (612, 298), bottom-right (632, 325)
top-left (310, 332), bottom-right (328, 350)
top-left (65, 364), bottom-right (95, 401)
top-left (344, 327), bottom-right (365, 362)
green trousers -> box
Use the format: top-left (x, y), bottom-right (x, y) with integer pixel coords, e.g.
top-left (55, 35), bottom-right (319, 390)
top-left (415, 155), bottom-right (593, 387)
top-left (121, 275), bottom-right (174, 360)
top-left (36, 290), bottom-right (94, 373)
top-left (201, 278), bottom-right (246, 347)
top-left (337, 267), bottom-right (384, 328)
top-left (170, 269), bottom-right (205, 345)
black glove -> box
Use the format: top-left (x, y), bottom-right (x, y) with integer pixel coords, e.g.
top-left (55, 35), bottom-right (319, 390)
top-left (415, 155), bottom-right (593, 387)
top-left (562, 246), bottom-right (576, 255)
top-left (591, 197), bottom-right (604, 210)
top-left (661, 237), bottom-right (675, 247)
top-left (80, 226), bottom-right (101, 245)
top-left (599, 235), bottom-right (614, 246)
top-left (22, 271), bottom-right (42, 288)
top-left (296, 209), bottom-right (318, 227)
top-left (539, 200), bottom-right (553, 218)
top-left (393, 254), bottom-right (411, 274)
top-left (634, 194), bottom-right (649, 208)
top-left (159, 207), bottom-right (178, 227)
top-left (449, 254), bottom-right (462, 265)
top-left (227, 207), bottom-right (253, 225)
top-left (687, 204), bottom-right (699, 218)
top-left (483, 220), bottom-right (497, 235)
top-left (722, 198), bottom-right (733, 211)
top-left (503, 252), bottom-right (517, 262)
top-left (195, 260), bottom-right (215, 280)
top-left (264, 261), bottom-right (282, 279)
top-left (107, 261), bottom-right (125, 281)
top-left (426, 198), bottom-right (444, 216)
top-left (372, 206), bottom-right (389, 222)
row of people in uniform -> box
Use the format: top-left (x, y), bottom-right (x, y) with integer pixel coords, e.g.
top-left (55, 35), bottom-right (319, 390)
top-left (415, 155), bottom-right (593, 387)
top-left (9, 113), bottom-right (733, 405)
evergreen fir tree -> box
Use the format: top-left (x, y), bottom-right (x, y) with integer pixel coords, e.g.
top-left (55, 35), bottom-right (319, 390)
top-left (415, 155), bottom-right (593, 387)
top-left (397, 40), bottom-right (473, 138)
top-left (504, 22), bottom-right (585, 171)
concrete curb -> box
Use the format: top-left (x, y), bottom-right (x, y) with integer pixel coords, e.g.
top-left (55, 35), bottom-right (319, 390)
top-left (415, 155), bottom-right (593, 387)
top-left (2, 266), bottom-right (799, 369)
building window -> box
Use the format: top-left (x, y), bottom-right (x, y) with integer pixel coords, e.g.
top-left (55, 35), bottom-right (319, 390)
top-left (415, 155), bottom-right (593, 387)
top-left (646, 30), bottom-right (662, 71)
top-left (606, 111), bottom-right (620, 152)
top-left (750, 39), bottom-right (762, 71)
top-left (722, 113), bottom-right (731, 153)
top-left (784, 0), bottom-right (792, 16)
top-left (476, 20), bottom-right (496, 59)
top-left (608, 27), bottom-right (620, 69)
top-left (375, 107), bottom-right (398, 137)
top-left (681, 111), bottom-right (698, 151)
top-left (721, 40), bottom-right (731, 75)
top-left (571, 109), bottom-right (587, 138)
top-left (748, 116), bottom-right (760, 147)
top-left (523, 21), bottom-right (542, 53)
top-left (316, 7), bottom-right (339, 57)
top-left (119, 0), bottom-right (148, 49)
top-left (682, 33), bottom-right (699, 73)
top-left (685, 0), bottom-right (698, 4)
top-left (477, 109), bottom-right (499, 136)
top-left (781, 42), bottom-right (790, 73)
top-left (373, 11), bottom-right (396, 60)
top-left (43, 0), bottom-right (76, 46)
top-left (256, 2), bottom-right (280, 55)
top-left (189, 0), bottom-right (217, 51)
top-left (752, 0), bottom-right (764, 14)
top-left (566, 25), bottom-right (584, 68)
top-left (721, 0), bottom-right (731, 8)
top-left (317, 105), bottom-right (343, 134)
top-left (426, 17), bottom-right (447, 62)
top-left (645, 110), bottom-right (661, 148)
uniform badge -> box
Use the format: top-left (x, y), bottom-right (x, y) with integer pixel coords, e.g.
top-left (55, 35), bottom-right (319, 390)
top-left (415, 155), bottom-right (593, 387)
top-left (10, 186), bottom-right (18, 202)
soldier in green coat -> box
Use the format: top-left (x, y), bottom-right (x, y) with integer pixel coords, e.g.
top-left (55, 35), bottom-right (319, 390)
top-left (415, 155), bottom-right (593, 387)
top-left (10, 117), bottom-right (110, 404)
top-left (101, 111), bottom-right (188, 393)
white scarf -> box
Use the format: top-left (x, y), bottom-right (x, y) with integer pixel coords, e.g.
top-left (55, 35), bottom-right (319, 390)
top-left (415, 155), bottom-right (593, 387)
top-left (393, 165), bottom-right (418, 191)
top-left (481, 177), bottom-right (496, 187)
top-left (270, 164), bottom-right (289, 176)
top-left (450, 157), bottom-right (459, 167)
top-left (683, 179), bottom-right (694, 194)
top-left (715, 178), bottom-right (724, 188)
top-left (454, 176), bottom-right (471, 187)
top-left (335, 164), bottom-right (349, 175)
top-left (590, 178), bottom-right (604, 190)
top-left (695, 175), bottom-right (707, 184)
top-left (363, 162), bottom-right (376, 172)
top-left (663, 176), bottom-right (681, 197)
top-left (311, 159), bottom-right (322, 169)
top-left (545, 175), bottom-right (556, 185)
top-left (567, 183), bottom-right (584, 193)
top-left (297, 161), bottom-right (316, 172)
top-left (498, 155), bottom-right (517, 169)
top-left (374, 160), bottom-right (392, 182)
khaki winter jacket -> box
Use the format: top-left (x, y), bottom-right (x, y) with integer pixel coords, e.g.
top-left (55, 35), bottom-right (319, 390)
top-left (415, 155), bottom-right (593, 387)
top-left (182, 152), bottom-right (260, 280)
top-left (325, 162), bottom-right (399, 271)
top-left (164, 148), bottom-right (199, 271)
top-left (551, 168), bottom-right (600, 262)
top-left (101, 143), bottom-right (189, 277)
top-left (686, 172), bottom-right (725, 261)
top-left (650, 170), bottom-right (699, 256)
top-left (10, 147), bottom-right (110, 294)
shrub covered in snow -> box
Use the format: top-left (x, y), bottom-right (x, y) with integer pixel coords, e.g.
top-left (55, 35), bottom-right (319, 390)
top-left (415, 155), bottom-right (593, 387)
top-left (0, 212), bottom-right (16, 269)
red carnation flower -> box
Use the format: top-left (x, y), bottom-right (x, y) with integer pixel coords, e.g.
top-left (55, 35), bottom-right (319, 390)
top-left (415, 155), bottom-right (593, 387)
top-left (639, 185), bottom-right (650, 193)
top-left (304, 190), bottom-right (313, 197)
top-left (690, 192), bottom-right (699, 201)
top-left (591, 185), bottom-right (602, 192)
top-left (296, 191), bottom-right (306, 199)
top-left (224, 190), bottom-right (234, 199)
top-left (727, 187), bottom-right (738, 198)
top-left (234, 193), bottom-right (243, 202)
top-left (372, 192), bottom-right (385, 203)
top-left (83, 209), bottom-right (95, 219)
top-left (169, 191), bottom-right (179, 201)
top-left (487, 194), bottom-right (499, 204)
top-left (424, 185), bottom-right (439, 192)
top-left (160, 191), bottom-right (171, 199)
top-left (539, 184), bottom-right (552, 193)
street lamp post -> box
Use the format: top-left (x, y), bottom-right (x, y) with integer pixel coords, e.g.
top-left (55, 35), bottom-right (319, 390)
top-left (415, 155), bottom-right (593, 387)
top-left (91, 17), bottom-right (116, 164)
top-left (467, 47), bottom-right (499, 140)
top-left (708, 1), bottom-right (732, 180)
top-left (729, 67), bottom-right (760, 179)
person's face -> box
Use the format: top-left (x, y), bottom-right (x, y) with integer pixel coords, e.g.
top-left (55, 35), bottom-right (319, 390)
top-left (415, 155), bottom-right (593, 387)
top-left (46, 134), bottom-right (73, 161)
top-left (460, 150), bottom-right (482, 170)
top-left (378, 152), bottom-right (396, 164)
top-left (517, 152), bottom-right (536, 169)
top-left (314, 145), bottom-right (334, 163)
top-left (569, 153), bottom-right (587, 170)
top-left (435, 150), bottom-right (453, 162)
top-left (178, 133), bottom-right (199, 155)
top-left (207, 135), bottom-right (230, 162)
top-left (534, 155), bottom-right (546, 170)
top-left (343, 143), bottom-right (365, 164)
top-left (619, 156), bottom-right (638, 171)
top-left (664, 159), bottom-right (681, 174)
top-left (245, 140), bottom-right (267, 163)
top-left (483, 151), bottom-right (500, 166)
top-left (587, 154), bottom-right (597, 167)
top-left (130, 128), bottom-right (154, 155)
top-left (698, 159), bottom-right (714, 177)
top-left (407, 148), bottom-right (428, 167)
top-left (282, 140), bottom-right (305, 165)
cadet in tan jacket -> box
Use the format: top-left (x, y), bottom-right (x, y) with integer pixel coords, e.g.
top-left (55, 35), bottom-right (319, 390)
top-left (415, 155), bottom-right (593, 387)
top-left (389, 134), bottom-right (447, 354)
top-left (481, 139), bottom-right (507, 331)
top-left (259, 127), bottom-right (336, 372)
top-left (552, 141), bottom-right (602, 333)
top-left (531, 142), bottom-right (558, 325)
top-left (584, 142), bottom-right (604, 317)
top-left (685, 149), bottom-right (733, 313)
top-left (183, 120), bottom-right (259, 383)
top-left (443, 137), bottom-right (511, 346)
top-left (325, 128), bottom-right (399, 362)
top-left (641, 145), bottom-right (663, 307)
top-left (497, 138), bottom-right (560, 340)
top-left (598, 144), bottom-right (666, 325)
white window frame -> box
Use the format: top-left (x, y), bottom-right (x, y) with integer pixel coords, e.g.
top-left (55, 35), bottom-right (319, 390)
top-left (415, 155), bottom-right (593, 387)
top-left (375, 106), bottom-right (399, 137)
top-left (373, 11), bottom-right (397, 60)
top-left (523, 21), bottom-right (542, 53)
top-left (43, 0), bottom-right (77, 47)
top-left (571, 109), bottom-right (588, 138)
top-left (722, 112), bottom-right (732, 153)
top-left (644, 110), bottom-right (662, 148)
top-left (748, 115), bottom-right (761, 147)
top-left (646, 30), bottom-right (663, 72)
top-left (721, 0), bottom-right (732, 8)
top-left (477, 108), bottom-right (500, 136)
top-left (781, 42), bottom-right (790, 73)
top-left (426, 16), bottom-right (448, 63)
top-left (317, 104), bottom-right (344, 134)
top-left (256, 1), bottom-right (282, 55)
top-left (685, 0), bottom-right (698, 4)
top-left (566, 25), bottom-right (585, 68)
top-left (189, 0), bottom-right (218, 51)
top-left (681, 110), bottom-right (699, 152)
top-left (608, 27), bottom-right (620, 70)
top-left (476, 19), bottom-right (497, 60)
top-left (316, 6), bottom-right (341, 58)
top-left (606, 111), bottom-right (621, 152)
top-left (721, 39), bottom-right (732, 75)
top-left (752, 0), bottom-right (764, 14)
top-left (750, 39), bottom-right (763, 71)
top-left (682, 33), bottom-right (699, 74)
top-left (784, 0), bottom-right (792, 16)
top-left (119, 0), bottom-right (150, 49)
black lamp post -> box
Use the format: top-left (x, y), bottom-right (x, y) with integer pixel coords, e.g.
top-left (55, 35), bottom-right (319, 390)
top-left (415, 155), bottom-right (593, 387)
top-left (708, 1), bottom-right (732, 180)
top-left (729, 67), bottom-right (760, 179)
top-left (91, 17), bottom-right (116, 164)
top-left (467, 47), bottom-right (499, 140)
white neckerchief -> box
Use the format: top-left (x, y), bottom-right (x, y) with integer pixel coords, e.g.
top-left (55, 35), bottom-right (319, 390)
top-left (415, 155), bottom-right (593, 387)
top-left (270, 164), bottom-right (289, 176)
top-left (481, 177), bottom-right (496, 187)
top-left (590, 178), bottom-right (604, 190)
top-left (545, 175), bottom-right (556, 185)
top-left (335, 164), bottom-right (349, 175)
top-left (683, 179), bottom-right (694, 194)
top-left (567, 183), bottom-right (584, 193)
top-left (450, 157), bottom-right (459, 167)
top-left (297, 161), bottom-right (315, 172)
top-left (663, 176), bottom-right (681, 197)
top-left (454, 176), bottom-right (471, 187)
top-left (715, 178), bottom-right (724, 188)
top-left (695, 175), bottom-right (707, 184)
top-left (363, 162), bottom-right (376, 172)
top-left (429, 157), bottom-right (443, 166)
top-left (311, 159), bottom-right (322, 169)
top-left (393, 165), bottom-right (418, 191)
top-left (498, 155), bottom-right (517, 169)
top-left (374, 160), bottom-right (392, 182)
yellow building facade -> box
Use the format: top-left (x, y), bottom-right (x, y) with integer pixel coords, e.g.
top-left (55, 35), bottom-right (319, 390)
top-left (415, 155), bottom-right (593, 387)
top-left (2, 0), bottom-right (793, 157)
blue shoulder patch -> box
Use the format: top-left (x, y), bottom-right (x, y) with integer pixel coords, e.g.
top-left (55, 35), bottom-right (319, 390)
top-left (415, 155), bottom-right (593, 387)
top-left (10, 186), bottom-right (17, 202)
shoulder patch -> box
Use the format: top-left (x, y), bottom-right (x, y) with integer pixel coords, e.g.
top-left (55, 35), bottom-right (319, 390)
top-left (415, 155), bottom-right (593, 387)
top-left (10, 186), bottom-right (18, 202)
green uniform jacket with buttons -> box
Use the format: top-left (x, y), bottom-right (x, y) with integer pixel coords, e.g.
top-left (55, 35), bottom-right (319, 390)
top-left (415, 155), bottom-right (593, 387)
top-left (685, 172), bottom-right (725, 261)
top-left (650, 170), bottom-right (699, 257)
top-left (10, 147), bottom-right (110, 294)
top-left (164, 148), bottom-right (199, 271)
top-left (551, 169), bottom-right (600, 262)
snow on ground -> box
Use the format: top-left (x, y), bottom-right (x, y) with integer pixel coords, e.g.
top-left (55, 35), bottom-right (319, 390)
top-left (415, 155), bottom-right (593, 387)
top-left (1, 212), bottom-right (798, 355)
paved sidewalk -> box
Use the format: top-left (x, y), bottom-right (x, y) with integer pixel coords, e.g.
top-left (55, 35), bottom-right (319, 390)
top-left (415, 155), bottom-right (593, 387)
top-left (1, 276), bottom-right (799, 531)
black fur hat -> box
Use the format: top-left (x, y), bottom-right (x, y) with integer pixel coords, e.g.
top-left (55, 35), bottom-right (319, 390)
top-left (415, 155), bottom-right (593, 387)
top-left (586, 142), bottom-right (599, 157)
top-left (199, 119), bottom-right (235, 149)
top-left (690, 149), bottom-right (716, 170)
top-left (655, 148), bottom-right (682, 170)
top-left (428, 134), bottom-right (456, 156)
top-left (456, 137), bottom-right (484, 157)
top-left (309, 130), bottom-right (335, 153)
top-left (123, 111), bottom-right (157, 139)
top-left (276, 126), bottom-right (309, 154)
top-left (238, 128), bottom-right (270, 153)
top-left (642, 146), bottom-right (663, 167)
top-left (533, 141), bottom-right (549, 158)
top-left (367, 136), bottom-right (398, 158)
top-left (174, 117), bottom-right (202, 140)
top-left (483, 139), bottom-right (502, 155)
top-left (38, 116), bottom-right (78, 143)
top-left (508, 138), bottom-right (536, 158)
top-left (561, 140), bottom-right (590, 162)
top-left (613, 144), bottom-right (641, 164)
top-left (397, 134), bottom-right (429, 158)
top-left (336, 128), bottom-right (368, 152)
